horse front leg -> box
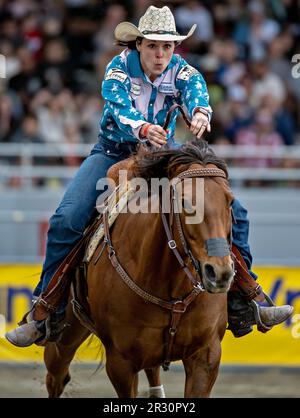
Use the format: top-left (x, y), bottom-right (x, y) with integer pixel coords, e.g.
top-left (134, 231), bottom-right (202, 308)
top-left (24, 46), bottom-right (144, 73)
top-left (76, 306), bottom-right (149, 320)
top-left (144, 367), bottom-right (166, 398)
top-left (106, 349), bottom-right (138, 398)
top-left (182, 341), bottom-right (222, 398)
top-left (44, 305), bottom-right (91, 398)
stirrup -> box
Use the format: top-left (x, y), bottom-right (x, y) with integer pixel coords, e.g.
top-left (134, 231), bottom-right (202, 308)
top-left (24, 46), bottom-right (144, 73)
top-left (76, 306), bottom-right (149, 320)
top-left (250, 291), bottom-right (276, 333)
top-left (18, 296), bottom-right (40, 326)
top-left (35, 313), bottom-right (69, 347)
top-left (250, 300), bottom-right (273, 333)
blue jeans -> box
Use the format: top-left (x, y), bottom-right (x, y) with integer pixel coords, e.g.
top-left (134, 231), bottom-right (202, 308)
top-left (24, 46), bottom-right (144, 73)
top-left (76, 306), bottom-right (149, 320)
top-left (34, 140), bottom-right (257, 307)
top-left (231, 199), bottom-right (257, 280)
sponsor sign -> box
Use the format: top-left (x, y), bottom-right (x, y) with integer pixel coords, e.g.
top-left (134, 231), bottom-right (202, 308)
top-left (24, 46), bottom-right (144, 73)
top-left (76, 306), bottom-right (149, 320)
top-left (0, 265), bottom-right (300, 364)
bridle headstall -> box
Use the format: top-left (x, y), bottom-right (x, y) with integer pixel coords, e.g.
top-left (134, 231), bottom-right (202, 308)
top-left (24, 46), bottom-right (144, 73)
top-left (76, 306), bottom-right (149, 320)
top-left (103, 166), bottom-right (229, 371)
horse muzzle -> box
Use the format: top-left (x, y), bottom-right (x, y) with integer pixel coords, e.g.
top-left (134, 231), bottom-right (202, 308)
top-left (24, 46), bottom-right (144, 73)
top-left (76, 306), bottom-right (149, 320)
top-left (202, 262), bottom-right (235, 293)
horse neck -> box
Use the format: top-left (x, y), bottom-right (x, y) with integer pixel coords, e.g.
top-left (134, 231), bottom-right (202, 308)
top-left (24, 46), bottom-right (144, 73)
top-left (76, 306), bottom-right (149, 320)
top-left (120, 210), bottom-right (194, 300)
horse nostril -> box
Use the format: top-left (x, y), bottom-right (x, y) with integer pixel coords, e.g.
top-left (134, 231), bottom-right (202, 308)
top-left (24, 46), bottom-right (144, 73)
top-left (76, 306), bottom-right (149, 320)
top-left (204, 264), bottom-right (216, 282)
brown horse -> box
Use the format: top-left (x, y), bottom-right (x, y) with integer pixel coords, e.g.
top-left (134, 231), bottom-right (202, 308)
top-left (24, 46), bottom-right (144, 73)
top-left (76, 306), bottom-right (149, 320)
top-left (44, 140), bottom-right (235, 398)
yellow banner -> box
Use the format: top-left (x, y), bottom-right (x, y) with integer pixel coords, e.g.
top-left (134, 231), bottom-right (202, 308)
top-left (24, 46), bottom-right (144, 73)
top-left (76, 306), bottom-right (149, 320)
top-left (1, 265), bottom-right (300, 365)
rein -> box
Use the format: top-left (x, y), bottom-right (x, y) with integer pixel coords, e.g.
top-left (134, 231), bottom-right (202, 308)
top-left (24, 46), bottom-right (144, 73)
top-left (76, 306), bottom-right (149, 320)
top-left (103, 163), bottom-right (228, 371)
top-left (163, 103), bottom-right (191, 131)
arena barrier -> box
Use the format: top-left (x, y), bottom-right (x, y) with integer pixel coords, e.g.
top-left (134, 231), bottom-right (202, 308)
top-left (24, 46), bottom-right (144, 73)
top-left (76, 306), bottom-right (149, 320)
top-left (0, 265), bottom-right (300, 365)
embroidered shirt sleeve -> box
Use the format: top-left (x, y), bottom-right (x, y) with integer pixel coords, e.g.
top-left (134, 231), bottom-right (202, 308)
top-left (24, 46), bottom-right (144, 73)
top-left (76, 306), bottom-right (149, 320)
top-left (175, 57), bottom-right (212, 121)
top-left (102, 56), bottom-right (146, 140)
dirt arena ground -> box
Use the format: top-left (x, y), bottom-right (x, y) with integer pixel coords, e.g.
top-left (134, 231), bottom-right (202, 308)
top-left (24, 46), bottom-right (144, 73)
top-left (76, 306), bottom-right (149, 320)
top-left (1, 363), bottom-right (300, 398)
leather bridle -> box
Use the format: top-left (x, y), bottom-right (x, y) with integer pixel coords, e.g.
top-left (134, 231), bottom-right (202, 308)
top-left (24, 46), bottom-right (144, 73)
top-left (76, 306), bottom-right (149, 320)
top-left (103, 166), bottom-right (229, 371)
top-left (161, 167), bottom-right (229, 285)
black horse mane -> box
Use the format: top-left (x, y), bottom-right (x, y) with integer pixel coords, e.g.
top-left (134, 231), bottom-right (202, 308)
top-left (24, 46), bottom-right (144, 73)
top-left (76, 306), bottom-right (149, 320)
top-left (134, 140), bottom-right (228, 181)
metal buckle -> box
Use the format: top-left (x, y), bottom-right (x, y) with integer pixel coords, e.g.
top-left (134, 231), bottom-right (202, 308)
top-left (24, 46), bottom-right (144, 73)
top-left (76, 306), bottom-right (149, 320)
top-left (173, 300), bottom-right (186, 313)
top-left (195, 282), bottom-right (205, 292)
top-left (108, 248), bottom-right (116, 259)
top-left (168, 240), bottom-right (177, 250)
top-left (39, 298), bottom-right (55, 312)
top-left (104, 237), bottom-right (115, 259)
top-left (169, 327), bottom-right (176, 335)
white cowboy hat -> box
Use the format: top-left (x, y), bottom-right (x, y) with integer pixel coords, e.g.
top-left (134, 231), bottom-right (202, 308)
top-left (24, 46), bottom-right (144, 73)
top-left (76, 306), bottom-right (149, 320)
top-left (115, 5), bottom-right (197, 42)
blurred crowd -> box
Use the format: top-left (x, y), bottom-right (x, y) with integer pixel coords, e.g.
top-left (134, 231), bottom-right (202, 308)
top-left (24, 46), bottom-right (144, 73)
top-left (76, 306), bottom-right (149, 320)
top-left (0, 0), bottom-right (300, 175)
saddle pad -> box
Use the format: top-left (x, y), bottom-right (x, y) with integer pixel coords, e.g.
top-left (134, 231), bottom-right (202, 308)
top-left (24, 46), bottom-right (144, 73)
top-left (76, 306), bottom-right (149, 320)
top-left (85, 181), bottom-right (135, 262)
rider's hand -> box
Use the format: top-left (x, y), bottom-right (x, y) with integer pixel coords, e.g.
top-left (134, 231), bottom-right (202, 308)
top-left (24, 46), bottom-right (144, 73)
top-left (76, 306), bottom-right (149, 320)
top-left (140, 123), bottom-right (167, 148)
top-left (190, 110), bottom-right (211, 139)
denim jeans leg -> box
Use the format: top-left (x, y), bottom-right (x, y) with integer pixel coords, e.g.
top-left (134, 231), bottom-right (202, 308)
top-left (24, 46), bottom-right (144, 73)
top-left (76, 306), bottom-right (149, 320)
top-left (33, 147), bottom-right (125, 304)
top-left (231, 198), bottom-right (258, 280)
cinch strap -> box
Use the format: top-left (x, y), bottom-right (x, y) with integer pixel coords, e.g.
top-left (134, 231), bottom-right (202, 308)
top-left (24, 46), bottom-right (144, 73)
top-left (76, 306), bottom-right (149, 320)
top-left (205, 238), bottom-right (230, 257)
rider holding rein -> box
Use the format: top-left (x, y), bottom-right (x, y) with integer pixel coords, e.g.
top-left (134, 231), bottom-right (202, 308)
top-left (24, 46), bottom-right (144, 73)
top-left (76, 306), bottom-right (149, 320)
top-left (6, 6), bottom-right (292, 347)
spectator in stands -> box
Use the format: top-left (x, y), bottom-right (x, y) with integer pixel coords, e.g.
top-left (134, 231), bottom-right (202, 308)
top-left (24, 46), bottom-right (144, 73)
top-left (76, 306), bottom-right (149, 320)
top-left (42, 15), bottom-right (64, 40)
top-left (0, 92), bottom-right (23, 142)
top-left (6, 0), bottom-right (38, 20)
top-left (76, 93), bottom-right (102, 143)
top-left (235, 107), bottom-right (284, 168)
top-left (268, 34), bottom-right (294, 89)
top-left (199, 54), bottom-right (224, 108)
top-left (63, 124), bottom-right (82, 168)
top-left (0, 93), bottom-right (15, 141)
top-left (217, 39), bottom-right (246, 88)
top-left (234, 0), bottom-right (280, 60)
top-left (38, 38), bottom-right (74, 93)
top-left (94, 3), bottom-right (127, 55)
top-left (1, 14), bottom-right (23, 47)
top-left (250, 58), bottom-right (286, 108)
top-left (175, 0), bottom-right (214, 50)
top-left (0, 38), bottom-right (20, 82)
top-left (11, 112), bottom-right (42, 143)
top-left (21, 12), bottom-right (43, 61)
top-left (31, 88), bottom-right (78, 144)
top-left (211, 1), bottom-right (234, 39)
top-left (260, 94), bottom-right (296, 146)
top-left (8, 46), bottom-right (42, 107)
top-left (219, 84), bottom-right (253, 143)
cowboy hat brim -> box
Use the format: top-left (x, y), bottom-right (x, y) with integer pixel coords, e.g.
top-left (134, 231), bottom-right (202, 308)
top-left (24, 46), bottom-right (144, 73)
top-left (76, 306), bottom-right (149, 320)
top-left (114, 22), bottom-right (197, 42)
